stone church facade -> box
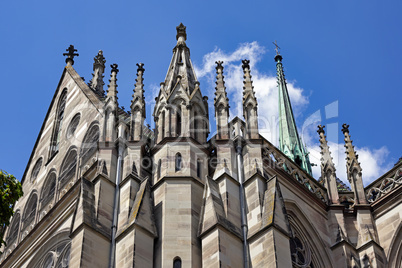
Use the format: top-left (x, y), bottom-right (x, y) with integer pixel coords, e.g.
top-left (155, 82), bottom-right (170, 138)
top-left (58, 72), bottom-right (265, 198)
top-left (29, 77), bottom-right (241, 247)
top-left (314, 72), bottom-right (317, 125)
top-left (0, 24), bottom-right (401, 268)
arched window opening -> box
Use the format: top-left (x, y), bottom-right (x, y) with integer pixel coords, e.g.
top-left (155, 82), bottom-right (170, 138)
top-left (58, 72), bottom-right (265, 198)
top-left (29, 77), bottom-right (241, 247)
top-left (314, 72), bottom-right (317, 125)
top-left (51, 90), bottom-right (67, 156)
top-left (67, 113), bottom-right (80, 139)
top-left (158, 159), bottom-right (162, 179)
top-left (295, 156), bottom-right (302, 167)
top-left (22, 194), bottom-right (38, 230)
top-left (173, 257), bottom-right (182, 268)
top-left (41, 172), bottom-right (56, 208)
top-left (175, 153), bottom-right (182, 172)
top-left (59, 149), bottom-right (78, 189)
top-left (31, 158), bottom-right (43, 182)
top-left (197, 158), bottom-right (202, 178)
top-left (176, 108), bottom-right (182, 137)
top-left (29, 239), bottom-right (71, 268)
top-left (7, 213), bottom-right (20, 245)
top-left (80, 124), bottom-right (100, 166)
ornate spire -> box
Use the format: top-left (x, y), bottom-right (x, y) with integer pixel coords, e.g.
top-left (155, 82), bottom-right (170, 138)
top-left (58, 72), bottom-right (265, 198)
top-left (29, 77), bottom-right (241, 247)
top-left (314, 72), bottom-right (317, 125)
top-left (318, 125), bottom-right (339, 204)
top-left (276, 53), bottom-right (312, 175)
top-left (131, 63), bottom-right (146, 141)
top-left (214, 61), bottom-right (230, 139)
top-left (63, 45), bottom-right (79, 66)
top-left (342, 124), bottom-right (367, 204)
top-left (242, 59), bottom-right (259, 139)
top-left (89, 50), bottom-right (106, 96)
top-left (159, 23), bottom-right (199, 96)
top-left (106, 63), bottom-right (119, 102)
top-left (131, 62), bottom-right (145, 104)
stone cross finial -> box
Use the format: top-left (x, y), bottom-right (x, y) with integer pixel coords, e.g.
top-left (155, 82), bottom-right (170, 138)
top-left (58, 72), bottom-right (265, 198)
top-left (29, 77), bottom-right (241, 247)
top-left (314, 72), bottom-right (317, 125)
top-left (63, 45), bottom-right (79, 66)
top-left (317, 124), bottom-right (325, 134)
top-left (136, 63), bottom-right (145, 74)
top-left (341, 123), bottom-right (350, 134)
top-left (111, 63), bottom-right (119, 74)
top-left (215, 61), bottom-right (224, 70)
top-left (273, 40), bottom-right (281, 55)
top-left (241, 59), bottom-right (250, 70)
top-left (176, 23), bottom-right (187, 41)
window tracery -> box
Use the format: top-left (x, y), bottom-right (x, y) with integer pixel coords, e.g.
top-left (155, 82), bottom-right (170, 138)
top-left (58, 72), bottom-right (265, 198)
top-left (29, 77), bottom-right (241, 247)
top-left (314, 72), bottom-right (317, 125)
top-left (50, 90), bottom-right (67, 156)
top-left (22, 194), bottom-right (38, 231)
top-left (7, 212), bottom-right (20, 246)
top-left (33, 241), bottom-right (71, 268)
top-left (80, 124), bottom-right (100, 166)
top-left (66, 114), bottom-right (80, 139)
top-left (41, 172), bottom-right (56, 208)
top-left (31, 158), bottom-right (43, 182)
top-left (59, 149), bottom-right (77, 190)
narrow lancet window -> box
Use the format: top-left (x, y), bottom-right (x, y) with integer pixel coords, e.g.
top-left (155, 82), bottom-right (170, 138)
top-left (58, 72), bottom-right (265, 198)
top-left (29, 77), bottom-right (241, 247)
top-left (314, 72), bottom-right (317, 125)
top-left (158, 159), bottom-right (162, 179)
top-left (50, 90), bottom-right (67, 156)
top-left (22, 194), bottom-right (38, 230)
top-left (173, 257), bottom-right (182, 268)
top-left (176, 108), bottom-right (181, 136)
top-left (197, 158), bottom-right (202, 178)
top-left (175, 153), bottom-right (182, 172)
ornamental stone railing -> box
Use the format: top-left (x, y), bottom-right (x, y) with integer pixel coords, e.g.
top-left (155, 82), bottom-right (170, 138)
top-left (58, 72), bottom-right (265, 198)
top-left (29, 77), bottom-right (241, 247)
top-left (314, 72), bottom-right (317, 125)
top-left (366, 162), bottom-right (402, 203)
top-left (261, 139), bottom-right (328, 204)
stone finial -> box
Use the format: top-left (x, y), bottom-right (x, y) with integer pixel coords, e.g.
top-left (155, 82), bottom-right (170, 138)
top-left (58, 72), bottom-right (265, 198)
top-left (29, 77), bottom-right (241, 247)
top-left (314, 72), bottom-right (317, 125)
top-left (136, 62), bottom-right (145, 74)
top-left (111, 63), bottom-right (119, 74)
top-left (107, 64), bottom-right (119, 100)
top-left (94, 50), bottom-right (106, 68)
top-left (241, 59), bottom-right (250, 70)
top-left (176, 23), bottom-right (187, 42)
top-left (341, 123), bottom-right (349, 134)
top-left (317, 124), bottom-right (325, 134)
top-left (63, 45), bottom-right (79, 66)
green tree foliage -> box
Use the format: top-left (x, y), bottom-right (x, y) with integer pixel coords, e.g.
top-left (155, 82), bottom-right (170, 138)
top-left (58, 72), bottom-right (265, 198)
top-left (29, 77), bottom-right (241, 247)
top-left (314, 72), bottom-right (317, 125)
top-left (0, 170), bottom-right (23, 251)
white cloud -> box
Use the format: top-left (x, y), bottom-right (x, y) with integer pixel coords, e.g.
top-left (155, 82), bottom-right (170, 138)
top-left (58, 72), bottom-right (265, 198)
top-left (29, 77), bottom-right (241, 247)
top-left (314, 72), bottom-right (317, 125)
top-left (194, 41), bottom-right (392, 186)
top-left (195, 41), bottom-right (308, 146)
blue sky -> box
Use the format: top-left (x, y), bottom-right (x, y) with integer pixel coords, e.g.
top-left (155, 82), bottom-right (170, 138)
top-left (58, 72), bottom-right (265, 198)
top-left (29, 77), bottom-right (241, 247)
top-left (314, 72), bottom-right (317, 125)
top-left (1, 0), bottom-right (401, 186)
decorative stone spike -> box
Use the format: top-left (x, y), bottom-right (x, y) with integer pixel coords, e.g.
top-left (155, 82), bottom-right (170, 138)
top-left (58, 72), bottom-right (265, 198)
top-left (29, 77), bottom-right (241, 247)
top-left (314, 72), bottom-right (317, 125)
top-left (89, 50), bottom-right (106, 96)
top-left (317, 125), bottom-right (339, 204)
top-left (342, 123), bottom-right (367, 204)
top-left (106, 64), bottom-right (119, 101)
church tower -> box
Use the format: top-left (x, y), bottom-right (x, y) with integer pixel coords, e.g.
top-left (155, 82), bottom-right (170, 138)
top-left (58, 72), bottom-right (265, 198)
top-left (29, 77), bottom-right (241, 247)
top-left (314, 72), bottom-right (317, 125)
top-left (152, 23), bottom-right (209, 267)
top-left (275, 47), bottom-right (312, 175)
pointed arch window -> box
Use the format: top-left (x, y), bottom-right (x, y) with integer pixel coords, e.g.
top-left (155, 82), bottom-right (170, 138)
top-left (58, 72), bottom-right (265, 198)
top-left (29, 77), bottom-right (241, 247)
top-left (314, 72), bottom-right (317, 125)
top-left (7, 212), bottom-right (20, 246)
top-left (50, 90), bottom-right (67, 156)
top-left (22, 194), bottom-right (38, 231)
top-left (31, 158), bottom-right (43, 182)
top-left (41, 172), bottom-right (57, 209)
top-left (175, 153), bottom-right (182, 172)
top-left (80, 124), bottom-right (100, 166)
top-left (59, 148), bottom-right (77, 189)
top-left (173, 257), bottom-right (182, 268)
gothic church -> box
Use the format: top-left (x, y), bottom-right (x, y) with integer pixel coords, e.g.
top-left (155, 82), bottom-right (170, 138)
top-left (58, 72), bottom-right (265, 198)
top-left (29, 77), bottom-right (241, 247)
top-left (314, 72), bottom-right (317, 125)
top-left (1, 24), bottom-right (401, 268)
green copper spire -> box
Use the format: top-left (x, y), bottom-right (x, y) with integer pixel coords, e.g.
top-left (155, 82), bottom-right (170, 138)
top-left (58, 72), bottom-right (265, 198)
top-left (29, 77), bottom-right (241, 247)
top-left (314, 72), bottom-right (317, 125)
top-left (275, 46), bottom-right (312, 175)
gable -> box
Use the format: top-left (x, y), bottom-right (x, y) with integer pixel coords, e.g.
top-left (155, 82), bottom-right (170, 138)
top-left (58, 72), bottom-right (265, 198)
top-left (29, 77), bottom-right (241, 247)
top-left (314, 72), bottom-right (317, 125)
top-left (21, 66), bottom-right (104, 191)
